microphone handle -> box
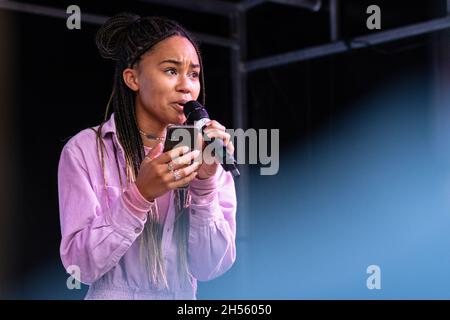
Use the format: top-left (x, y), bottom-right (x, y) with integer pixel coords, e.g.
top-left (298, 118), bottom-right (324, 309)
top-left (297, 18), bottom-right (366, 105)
top-left (191, 118), bottom-right (240, 177)
top-left (208, 138), bottom-right (240, 177)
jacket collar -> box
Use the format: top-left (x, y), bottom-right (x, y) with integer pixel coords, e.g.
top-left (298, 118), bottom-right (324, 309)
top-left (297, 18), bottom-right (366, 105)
top-left (98, 113), bottom-right (126, 157)
top-left (100, 113), bottom-right (117, 138)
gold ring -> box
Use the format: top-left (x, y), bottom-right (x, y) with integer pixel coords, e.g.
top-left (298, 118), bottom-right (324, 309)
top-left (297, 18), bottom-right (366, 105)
top-left (167, 162), bottom-right (174, 172)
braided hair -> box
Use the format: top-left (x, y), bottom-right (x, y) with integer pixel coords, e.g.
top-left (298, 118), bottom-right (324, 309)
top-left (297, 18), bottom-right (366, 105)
top-left (95, 12), bottom-right (205, 288)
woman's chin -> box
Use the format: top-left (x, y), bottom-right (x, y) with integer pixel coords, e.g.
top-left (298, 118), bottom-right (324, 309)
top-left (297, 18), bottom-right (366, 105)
top-left (174, 115), bottom-right (187, 124)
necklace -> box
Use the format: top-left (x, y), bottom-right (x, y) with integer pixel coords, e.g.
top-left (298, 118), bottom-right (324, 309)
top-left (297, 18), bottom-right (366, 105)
top-left (139, 129), bottom-right (165, 141)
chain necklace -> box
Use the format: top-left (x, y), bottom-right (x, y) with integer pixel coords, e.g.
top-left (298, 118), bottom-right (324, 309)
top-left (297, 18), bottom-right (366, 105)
top-left (139, 129), bottom-right (165, 142)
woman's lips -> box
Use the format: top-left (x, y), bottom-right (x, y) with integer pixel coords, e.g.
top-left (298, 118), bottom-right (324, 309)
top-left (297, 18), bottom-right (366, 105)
top-left (172, 103), bottom-right (184, 112)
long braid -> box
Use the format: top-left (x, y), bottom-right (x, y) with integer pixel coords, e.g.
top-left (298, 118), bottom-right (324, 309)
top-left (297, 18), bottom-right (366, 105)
top-left (95, 12), bottom-right (205, 289)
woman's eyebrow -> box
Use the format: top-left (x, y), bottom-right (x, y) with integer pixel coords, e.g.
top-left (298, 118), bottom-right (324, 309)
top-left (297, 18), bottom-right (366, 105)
top-left (159, 59), bottom-right (200, 69)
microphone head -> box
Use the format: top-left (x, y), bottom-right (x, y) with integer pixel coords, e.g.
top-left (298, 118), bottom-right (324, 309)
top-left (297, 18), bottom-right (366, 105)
top-left (183, 100), bottom-right (209, 124)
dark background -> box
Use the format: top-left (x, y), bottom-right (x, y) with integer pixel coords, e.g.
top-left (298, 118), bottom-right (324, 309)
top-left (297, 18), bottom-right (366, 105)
top-left (1, 0), bottom-right (450, 299)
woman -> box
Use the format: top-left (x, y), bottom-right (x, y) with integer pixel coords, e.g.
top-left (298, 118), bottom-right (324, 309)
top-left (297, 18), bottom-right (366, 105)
top-left (58, 13), bottom-right (237, 299)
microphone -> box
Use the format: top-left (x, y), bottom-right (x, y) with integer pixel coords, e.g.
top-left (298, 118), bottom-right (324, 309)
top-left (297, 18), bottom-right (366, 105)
top-left (183, 101), bottom-right (240, 178)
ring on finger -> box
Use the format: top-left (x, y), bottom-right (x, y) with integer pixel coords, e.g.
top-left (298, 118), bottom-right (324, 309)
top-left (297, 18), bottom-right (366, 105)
top-left (167, 162), bottom-right (174, 172)
top-left (173, 169), bottom-right (182, 181)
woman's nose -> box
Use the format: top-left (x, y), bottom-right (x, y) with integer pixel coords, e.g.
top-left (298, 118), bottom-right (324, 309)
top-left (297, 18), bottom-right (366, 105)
top-left (176, 75), bottom-right (193, 94)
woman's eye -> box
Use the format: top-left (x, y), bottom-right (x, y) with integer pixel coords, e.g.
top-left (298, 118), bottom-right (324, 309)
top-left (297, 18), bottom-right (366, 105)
top-left (165, 68), bottom-right (177, 75)
top-left (190, 72), bottom-right (199, 79)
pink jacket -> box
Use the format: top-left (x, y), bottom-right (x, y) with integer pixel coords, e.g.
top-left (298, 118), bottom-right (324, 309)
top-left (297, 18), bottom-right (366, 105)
top-left (58, 114), bottom-right (237, 299)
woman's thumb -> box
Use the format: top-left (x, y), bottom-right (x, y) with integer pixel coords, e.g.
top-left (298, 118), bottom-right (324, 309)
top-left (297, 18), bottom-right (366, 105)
top-left (144, 142), bottom-right (163, 162)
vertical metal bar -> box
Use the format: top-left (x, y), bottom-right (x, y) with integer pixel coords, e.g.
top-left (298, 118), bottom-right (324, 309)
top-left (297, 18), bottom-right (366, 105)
top-left (329, 0), bottom-right (340, 41)
top-left (0, 9), bottom-right (17, 296)
top-left (231, 19), bottom-right (247, 130)
top-left (430, 3), bottom-right (450, 162)
top-left (328, 0), bottom-right (339, 159)
top-left (230, 9), bottom-right (250, 298)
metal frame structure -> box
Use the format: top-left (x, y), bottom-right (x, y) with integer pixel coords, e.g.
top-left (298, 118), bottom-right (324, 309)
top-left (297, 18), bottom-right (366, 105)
top-left (3, 0), bottom-right (450, 125)
top-left (2, 0), bottom-right (450, 295)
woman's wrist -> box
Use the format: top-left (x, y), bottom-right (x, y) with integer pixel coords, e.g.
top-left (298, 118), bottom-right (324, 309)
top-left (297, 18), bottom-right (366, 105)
top-left (134, 181), bottom-right (156, 203)
top-left (122, 183), bottom-right (155, 220)
top-left (135, 180), bottom-right (155, 202)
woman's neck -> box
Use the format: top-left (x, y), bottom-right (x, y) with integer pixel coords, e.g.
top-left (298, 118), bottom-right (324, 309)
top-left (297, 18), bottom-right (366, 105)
top-left (135, 105), bottom-right (167, 149)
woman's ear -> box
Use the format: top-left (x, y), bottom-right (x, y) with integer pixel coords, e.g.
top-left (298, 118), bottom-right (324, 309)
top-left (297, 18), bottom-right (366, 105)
top-left (123, 68), bottom-right (139, 91)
